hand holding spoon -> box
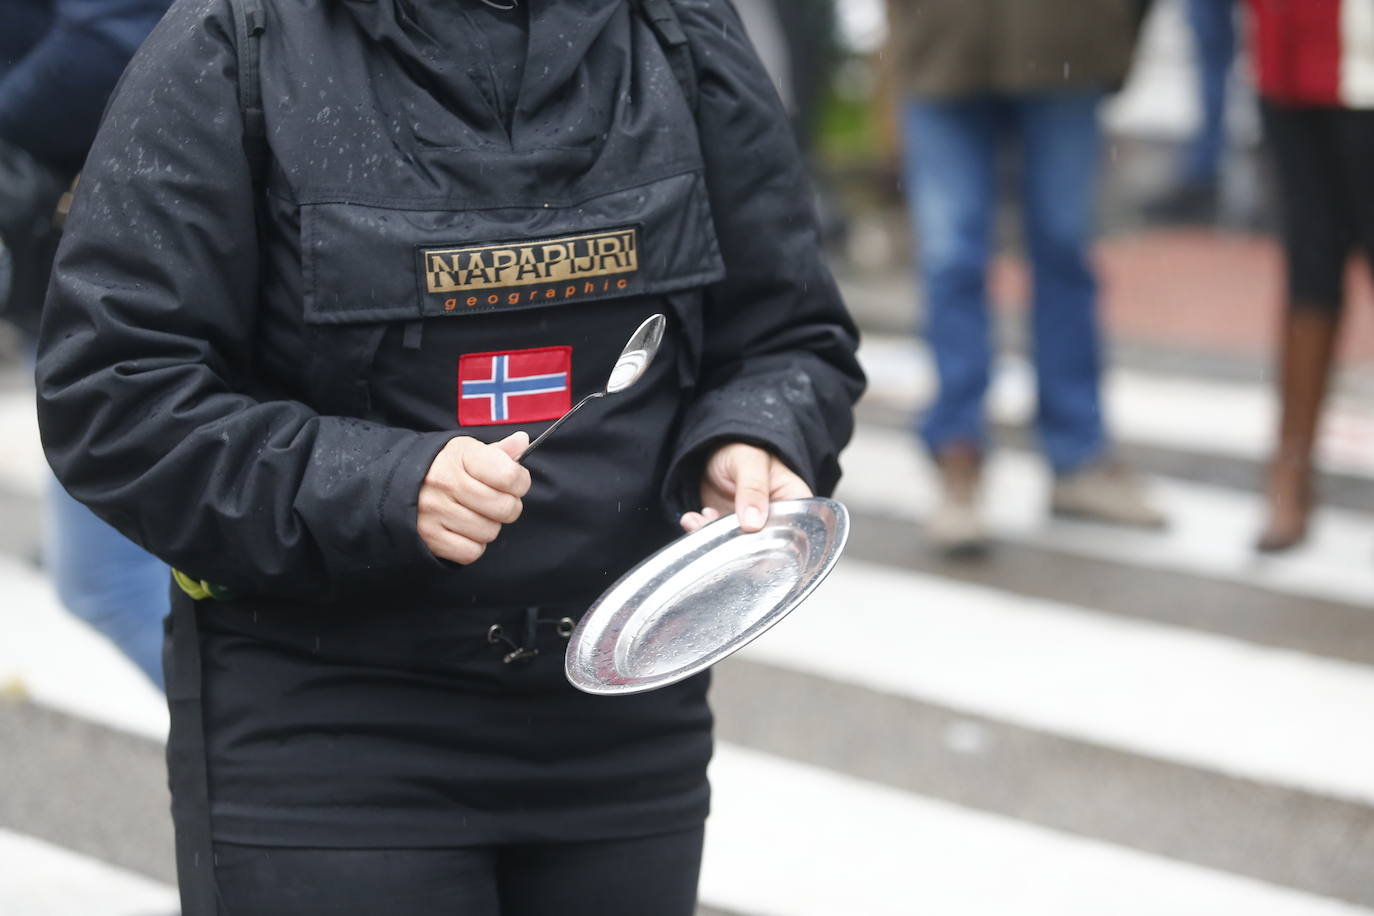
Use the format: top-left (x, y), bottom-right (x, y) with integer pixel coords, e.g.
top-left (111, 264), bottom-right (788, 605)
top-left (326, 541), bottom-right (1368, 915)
top-left (518, 313), bottom-right (666, 462)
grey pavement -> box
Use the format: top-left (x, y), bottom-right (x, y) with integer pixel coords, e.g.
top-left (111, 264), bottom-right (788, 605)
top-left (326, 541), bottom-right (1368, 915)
top-left (5, 224), bottom-right (1374, 914)
top-left (9, 5), bottom-right (1374, 909)
top-left (6, 253), bottom-right (1374, 910)
top-left (6, 420), bottom-right (1374, 911)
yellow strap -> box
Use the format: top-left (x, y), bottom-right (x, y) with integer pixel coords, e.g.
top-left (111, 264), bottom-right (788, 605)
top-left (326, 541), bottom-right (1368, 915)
top-left (172, 569), bottom-right (214, 601)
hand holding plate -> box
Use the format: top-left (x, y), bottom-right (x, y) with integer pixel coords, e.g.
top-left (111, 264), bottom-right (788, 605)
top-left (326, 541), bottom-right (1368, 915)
top-left (681, 442), bottom-right (812, 534)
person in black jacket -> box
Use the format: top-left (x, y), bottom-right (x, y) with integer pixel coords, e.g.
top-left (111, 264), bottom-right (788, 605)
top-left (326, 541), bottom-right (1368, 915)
top-left (35, 0), bottom-right (864, 913)
top-left (1, 0), bottom-right (171, 688)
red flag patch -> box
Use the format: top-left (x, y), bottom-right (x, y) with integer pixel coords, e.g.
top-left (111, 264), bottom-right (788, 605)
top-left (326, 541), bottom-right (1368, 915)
top-left (458, 346), bottom-right (572, 427)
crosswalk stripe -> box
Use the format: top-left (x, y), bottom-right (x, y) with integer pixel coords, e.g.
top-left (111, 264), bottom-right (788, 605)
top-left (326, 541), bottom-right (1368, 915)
top-left (5, 341), bottom-right (1363, 509)
top-left (0, 828), bottom-right (178, 916)
top-left (9, 511), bottom-right (1373, 815)
top-left (742, 558), bottom-right (1374, 806)
top-left (837, 423), bottom-right (1374, 607)
top-left (4, 355), bottom-right (1373, 914)
top-left (702, 744), bottom-right (1374, 916)
top-left (0, 391), bottom-right (44, 498)
top-left (858, 334), bottom-right (1374, 480)
top-left (0, 553), bottom-right (167, 742)
top-left (3, 368), bottom-right (1369, 608)
top-left (4, 544), bottom-right (1371, 912)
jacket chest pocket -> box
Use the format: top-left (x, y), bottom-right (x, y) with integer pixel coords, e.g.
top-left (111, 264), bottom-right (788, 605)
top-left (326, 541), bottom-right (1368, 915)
top-left (295, 172), bottom-right (725, 420)
top-left (300, 171), bottom-right (723, 325)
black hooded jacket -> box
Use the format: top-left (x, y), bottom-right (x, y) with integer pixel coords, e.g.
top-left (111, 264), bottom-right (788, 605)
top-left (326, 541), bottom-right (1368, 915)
top-left (35, 0), bottom-right (864, 853)
top-left (36, 0), bottom-right (862, 612)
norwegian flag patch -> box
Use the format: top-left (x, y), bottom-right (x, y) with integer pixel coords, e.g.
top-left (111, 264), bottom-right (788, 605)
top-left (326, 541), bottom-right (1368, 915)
top-left (458, 346), bottom-right (572, 427)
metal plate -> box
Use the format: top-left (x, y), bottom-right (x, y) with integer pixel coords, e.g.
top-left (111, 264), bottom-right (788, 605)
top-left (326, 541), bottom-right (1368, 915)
top-left (565, 497), bottom-right (849, 696)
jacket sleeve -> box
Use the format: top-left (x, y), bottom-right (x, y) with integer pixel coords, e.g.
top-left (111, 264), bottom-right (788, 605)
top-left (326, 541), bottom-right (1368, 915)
top-left (663, 0), bottom-right (865, 513)
top-left (35, 0), bottom-right (453, 601)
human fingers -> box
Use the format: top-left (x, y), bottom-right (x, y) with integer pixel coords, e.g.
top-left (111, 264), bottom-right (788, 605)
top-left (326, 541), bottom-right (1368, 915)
top-left (417, 523), bottom-right (487, 565)
top-left (494, 430), bottom-right (530, 462)
top-left (460, 434), bottom-right (532, 498)
top-left (679, 506), bottom-right (722, 534)
top-left (417, 439), bottom-right (524, 563)
top-left (439, 471), bottom-right (525, 525)
top-left (695, 478), bottom-right (733, 519)
top-left (768, 458), bottom-right (813, 501)
top-left (416, 493), bottom-right (503, 546)
top-left (416, 483), bottom-right (501, 566)
top-left (720, 445), bottom-right (772, 532)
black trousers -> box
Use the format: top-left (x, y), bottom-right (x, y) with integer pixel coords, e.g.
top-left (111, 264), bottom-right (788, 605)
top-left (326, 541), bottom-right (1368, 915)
top-left (212, 825), bottom-right (705, 916)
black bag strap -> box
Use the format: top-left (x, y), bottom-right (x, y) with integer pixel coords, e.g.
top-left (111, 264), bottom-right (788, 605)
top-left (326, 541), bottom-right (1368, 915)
top-left (227, 0), bottom-right (268, 191)
top-left (167, 594), bottom-right (219, 915)
top-left (635, 0), bottom-right (698, 111)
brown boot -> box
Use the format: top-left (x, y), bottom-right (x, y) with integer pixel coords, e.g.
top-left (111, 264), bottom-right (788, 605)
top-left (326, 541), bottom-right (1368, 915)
top-left (926, 444), bottom-right (987, 556)
top-left (1256, 454), bottom-right (1312, 553)
top-left (1256, 307), bottom-right (1340, 553)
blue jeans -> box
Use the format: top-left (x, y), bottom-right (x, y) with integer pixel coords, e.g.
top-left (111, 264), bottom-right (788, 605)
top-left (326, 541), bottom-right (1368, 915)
top-left (1182, 0), bottom-right (1236, 185)
top-left (45, 474), bottom-right (168, 689)
top-left (901, 92), bottom-right (1106, 474)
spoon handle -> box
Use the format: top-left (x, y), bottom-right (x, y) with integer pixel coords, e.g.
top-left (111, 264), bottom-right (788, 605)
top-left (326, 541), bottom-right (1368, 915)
top-left (518, 390), bottom-right (606, 462)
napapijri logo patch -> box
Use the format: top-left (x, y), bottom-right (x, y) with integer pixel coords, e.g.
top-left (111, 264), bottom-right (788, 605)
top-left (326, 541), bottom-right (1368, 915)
top-left (419, 227), bottom-right (641, 314)
top-left (457, 346), bottom-right (572, 426)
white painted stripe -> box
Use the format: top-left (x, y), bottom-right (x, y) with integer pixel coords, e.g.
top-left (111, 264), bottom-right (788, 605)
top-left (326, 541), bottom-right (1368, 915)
top-left (4, 514), bottom-right (1373, 911)
top-left (836, 423), bottom-right (1374, 607)
top-left (1342, 0), bottom-right (1374, 108)
top-left (0, 390), bottom-right (45, 497)
top-left (858, 334), bottom-right (1374, 480)
top-left (10, 509), bottom-right (1372, 808)
top-left (0, 829), bottom-right (178, 916)
top-left (0, 552), bottom-right (167, 741)
top-left (741, 558), bottom-right (1374, 805)
top-left (702, 744), bottom-right (1374, 916)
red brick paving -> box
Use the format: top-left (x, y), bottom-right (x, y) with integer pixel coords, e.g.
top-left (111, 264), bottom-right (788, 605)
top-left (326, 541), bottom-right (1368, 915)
top-left (989, 229), bottom-right (1374, 366)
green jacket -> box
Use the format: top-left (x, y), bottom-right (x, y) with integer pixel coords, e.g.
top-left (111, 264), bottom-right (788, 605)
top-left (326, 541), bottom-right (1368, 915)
top-left (888, 0), bottom-right (1145, 98)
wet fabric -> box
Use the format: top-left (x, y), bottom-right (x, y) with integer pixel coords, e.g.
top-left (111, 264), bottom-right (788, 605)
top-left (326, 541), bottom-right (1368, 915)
top-left (38, 0), bottom-right (863, 612)
top-left (444, 1), bottom-right (529, 130)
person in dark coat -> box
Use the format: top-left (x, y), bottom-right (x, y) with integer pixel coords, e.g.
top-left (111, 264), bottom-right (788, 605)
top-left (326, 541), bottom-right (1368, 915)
top-left (34, 0), bottom-right (864, 913)
top-left (1, 0), bottom-right (171, 688)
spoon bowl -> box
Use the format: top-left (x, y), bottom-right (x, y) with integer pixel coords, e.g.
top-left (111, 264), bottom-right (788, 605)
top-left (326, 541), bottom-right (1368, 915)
top-left (605, 314), bottom-right (665, 394)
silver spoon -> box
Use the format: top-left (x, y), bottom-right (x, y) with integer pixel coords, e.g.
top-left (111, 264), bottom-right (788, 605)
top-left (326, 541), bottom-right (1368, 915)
top-left (519, 313), bottom-right (666, 462)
